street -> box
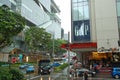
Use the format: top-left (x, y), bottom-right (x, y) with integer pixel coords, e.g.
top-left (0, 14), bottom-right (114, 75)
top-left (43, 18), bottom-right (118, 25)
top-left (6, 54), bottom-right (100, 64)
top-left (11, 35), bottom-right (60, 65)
top-left (25, 67), bottom-right (120, 80)
top-left (26, 72), bottom-right (119, 80)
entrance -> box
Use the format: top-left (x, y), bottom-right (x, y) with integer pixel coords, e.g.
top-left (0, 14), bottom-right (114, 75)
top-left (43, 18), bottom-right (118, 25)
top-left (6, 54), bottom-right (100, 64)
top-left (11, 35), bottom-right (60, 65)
top-left (88, 52), bottom-right (120, 67)
top-left (89, 52), bottom-right (112, 67)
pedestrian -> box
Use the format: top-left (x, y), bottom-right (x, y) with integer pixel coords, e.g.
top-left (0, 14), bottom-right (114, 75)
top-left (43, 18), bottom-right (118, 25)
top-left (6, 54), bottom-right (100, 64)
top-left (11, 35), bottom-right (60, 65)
top-left (83, 71), bottom-right (88, 80)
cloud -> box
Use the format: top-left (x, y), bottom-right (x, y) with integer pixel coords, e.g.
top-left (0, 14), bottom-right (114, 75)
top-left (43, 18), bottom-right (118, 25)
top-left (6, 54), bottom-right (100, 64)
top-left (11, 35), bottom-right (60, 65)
top-left (54, 0), bottom-right (71, 33)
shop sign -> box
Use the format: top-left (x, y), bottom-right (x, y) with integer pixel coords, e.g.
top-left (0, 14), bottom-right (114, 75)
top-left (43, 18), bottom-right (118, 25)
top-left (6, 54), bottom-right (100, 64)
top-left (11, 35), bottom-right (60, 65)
top-left (98, 47), bottom-right (119, 52)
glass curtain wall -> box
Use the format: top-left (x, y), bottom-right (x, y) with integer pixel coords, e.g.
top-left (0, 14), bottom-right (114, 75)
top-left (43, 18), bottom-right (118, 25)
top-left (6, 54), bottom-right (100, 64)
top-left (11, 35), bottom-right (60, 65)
top-left (72, 0), bottom-right (90, 42)
top-left (117, 0), bottom-right (120, 38)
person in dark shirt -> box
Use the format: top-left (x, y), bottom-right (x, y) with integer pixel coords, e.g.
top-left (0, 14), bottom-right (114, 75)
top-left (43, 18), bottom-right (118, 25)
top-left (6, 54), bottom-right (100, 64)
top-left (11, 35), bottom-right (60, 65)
top-left (84, 71), bottom-right (88, 80)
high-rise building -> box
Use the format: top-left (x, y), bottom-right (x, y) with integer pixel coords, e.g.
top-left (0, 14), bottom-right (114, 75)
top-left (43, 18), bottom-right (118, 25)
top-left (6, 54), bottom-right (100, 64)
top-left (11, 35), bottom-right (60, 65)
top-left (0, 0), bottom-right (61, 53)
top-left (71, 0), bottom-right (120, 63)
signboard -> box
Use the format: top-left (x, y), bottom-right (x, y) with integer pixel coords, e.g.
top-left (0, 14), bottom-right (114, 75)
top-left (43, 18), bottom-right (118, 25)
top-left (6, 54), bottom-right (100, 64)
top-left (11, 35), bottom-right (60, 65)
top-left (73, 20), bottom-right (90, 42)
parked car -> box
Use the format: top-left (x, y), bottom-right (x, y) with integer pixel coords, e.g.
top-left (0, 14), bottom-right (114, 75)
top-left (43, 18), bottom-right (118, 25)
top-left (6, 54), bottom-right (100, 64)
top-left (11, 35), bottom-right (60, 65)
top-left (112, 67), bottom-right (120, 79)
top-left (70, 61), bottom-right (73, 65)
top-left (77, 68), bottom-right (96, 77)
top-left (51, 62), bottom-right (61, 67)
top-left (19, 63), bottom-right (30, 69)
top-left (26, 66), bottom-right (35, 74)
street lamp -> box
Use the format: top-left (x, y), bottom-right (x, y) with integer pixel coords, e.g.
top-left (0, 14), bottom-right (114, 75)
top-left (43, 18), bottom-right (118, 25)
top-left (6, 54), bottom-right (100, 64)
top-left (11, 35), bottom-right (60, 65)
top-left (52, 32), bottom-right (55, 58)
top-left (67, 32), bottom-right (70, 80)
top-left (48, 31), bottom-right (55, 61)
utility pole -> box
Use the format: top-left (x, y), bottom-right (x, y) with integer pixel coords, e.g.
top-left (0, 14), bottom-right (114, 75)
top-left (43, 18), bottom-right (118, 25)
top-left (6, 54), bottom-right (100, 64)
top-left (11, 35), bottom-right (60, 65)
top-left (52, 32), bottom-right (55, 59)
top-left (67, 32), bottom-right (70, 80)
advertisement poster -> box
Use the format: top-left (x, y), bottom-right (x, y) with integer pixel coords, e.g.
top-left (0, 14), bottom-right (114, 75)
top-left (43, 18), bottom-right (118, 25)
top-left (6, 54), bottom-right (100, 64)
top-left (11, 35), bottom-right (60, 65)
top-left (73, 20), bottom-right (90, 42)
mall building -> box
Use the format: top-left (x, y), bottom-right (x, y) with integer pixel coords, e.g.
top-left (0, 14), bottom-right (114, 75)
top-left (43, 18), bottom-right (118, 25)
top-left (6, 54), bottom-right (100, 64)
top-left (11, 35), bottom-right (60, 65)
top-left (0, 0), bottom-right (61, 62)
top-left (0, 0), bottom-right (61, 53)
top-left (70, 0), bottom-right (120, 64)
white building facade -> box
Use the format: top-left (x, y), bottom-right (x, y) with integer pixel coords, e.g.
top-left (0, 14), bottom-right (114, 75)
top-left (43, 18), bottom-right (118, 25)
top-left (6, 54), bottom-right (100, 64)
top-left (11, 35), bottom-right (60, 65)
top-left (0, 0), bottom-right (61, 53)
top-left (71, 0), bottom-right (120, 63)
top-left (71, 0), bottom-right (120, 51)
top-left (90, 0), bottom-right (119, 50)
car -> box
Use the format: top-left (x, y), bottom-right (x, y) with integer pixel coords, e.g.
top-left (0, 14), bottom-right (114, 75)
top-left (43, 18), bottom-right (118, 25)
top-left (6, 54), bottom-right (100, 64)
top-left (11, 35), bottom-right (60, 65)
top-left (19, 63), bottom-right (30, 69)
top-left (26, 66), bottom-right (35, 74)
top-left (77, 68), bottom-right (96, 77)
top-left (70, 61), bottom-right (73, 65)
top-left (51, 62), bottom-right (61, 67)
top-left (112, 67), bottom-right (120, 79)
top-left (39, 65), bottom-right (53, 75)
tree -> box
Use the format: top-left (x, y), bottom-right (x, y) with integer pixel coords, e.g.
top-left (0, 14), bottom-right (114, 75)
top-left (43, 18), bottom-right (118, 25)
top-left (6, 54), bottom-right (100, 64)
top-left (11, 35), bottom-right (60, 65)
top-left (47, 39), bottom-right (67, 56)
top-left (0, 5), bottom-right (25, 49)
top-left (24, 26), bottom-right (51, 53)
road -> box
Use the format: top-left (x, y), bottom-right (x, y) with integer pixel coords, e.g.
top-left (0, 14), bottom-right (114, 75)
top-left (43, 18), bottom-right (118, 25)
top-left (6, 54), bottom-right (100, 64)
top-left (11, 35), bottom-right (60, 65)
top-left (25, 67), bottom-right (119, 80)
top-left (26, 73), bottom-right (119, 80)
top-left (25, 73), bottom-right (62, 80)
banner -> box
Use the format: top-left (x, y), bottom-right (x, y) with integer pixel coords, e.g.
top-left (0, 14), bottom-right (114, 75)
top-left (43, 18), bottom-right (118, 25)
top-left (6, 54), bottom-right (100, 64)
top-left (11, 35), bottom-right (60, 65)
top-left (73, 20), bottom-right (90, 42)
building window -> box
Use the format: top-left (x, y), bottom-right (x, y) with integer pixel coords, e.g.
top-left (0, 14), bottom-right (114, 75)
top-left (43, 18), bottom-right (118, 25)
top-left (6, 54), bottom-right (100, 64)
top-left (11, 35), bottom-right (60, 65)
top-left (117, 0), bottom-right (120, 17)
top-left (116, 0), bottom-right (120, 38)
top-left (72, 0), bottom-right (89, 21)
top-left (72, 0), bottom-right (90, 42)
top-left (11, 3), bottom-right (16, 11)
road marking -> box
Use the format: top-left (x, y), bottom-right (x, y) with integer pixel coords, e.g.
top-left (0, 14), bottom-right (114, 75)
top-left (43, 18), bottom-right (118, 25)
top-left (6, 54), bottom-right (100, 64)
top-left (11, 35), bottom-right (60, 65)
top-left (29, 75), bottom-right (40, 79)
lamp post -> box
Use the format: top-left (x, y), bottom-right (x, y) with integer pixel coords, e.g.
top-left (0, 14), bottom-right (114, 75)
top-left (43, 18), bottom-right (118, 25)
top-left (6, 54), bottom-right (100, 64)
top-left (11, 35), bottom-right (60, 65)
top-left (52, 32), bottom-right (55, 59)
top-left (67, 32), bottom-right (70, 80)
top-left (49, 31), bottom-right (55, 62)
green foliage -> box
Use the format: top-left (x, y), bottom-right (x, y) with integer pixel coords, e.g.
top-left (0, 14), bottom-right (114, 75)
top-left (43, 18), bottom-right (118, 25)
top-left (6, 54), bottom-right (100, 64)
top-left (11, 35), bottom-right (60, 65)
top-left (59, 63), bottom-right (68, 69)
top-left (0, 62), bottom-right (7, 66)
top-left (47, 39), bottom-right (67, 55)
top-left (54, 63), bottom-right (68, 72)
top-left (24, 26), bottom-right (51, 53)
top-left (0, 67), bottom-right (12, 80)
top-left (0, 5), bottom-right (25, 48)
top-left (9, 69), bottom-right (25, 80)
top-left (0, 67), bottom-right (26, 80)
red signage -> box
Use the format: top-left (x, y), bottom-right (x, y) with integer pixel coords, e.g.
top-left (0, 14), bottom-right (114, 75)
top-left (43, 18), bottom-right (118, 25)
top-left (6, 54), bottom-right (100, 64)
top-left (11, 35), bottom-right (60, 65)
top-left (61, 42), bottom-right (97, 49)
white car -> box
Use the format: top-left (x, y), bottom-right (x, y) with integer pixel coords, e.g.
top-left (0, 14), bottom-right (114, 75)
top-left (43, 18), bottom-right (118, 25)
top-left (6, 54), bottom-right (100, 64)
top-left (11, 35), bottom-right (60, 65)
top-left (77, 68), bottom-right (96, 77)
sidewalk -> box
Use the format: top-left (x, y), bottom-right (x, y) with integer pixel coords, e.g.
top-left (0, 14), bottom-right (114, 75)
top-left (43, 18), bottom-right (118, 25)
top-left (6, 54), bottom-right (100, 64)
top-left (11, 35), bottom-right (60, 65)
top-left (54, 67), bottom-right (113, 80)
top-left (54, 67), bottom-right (68, 80)
top-left (54, 74), bottom-right (67, 80)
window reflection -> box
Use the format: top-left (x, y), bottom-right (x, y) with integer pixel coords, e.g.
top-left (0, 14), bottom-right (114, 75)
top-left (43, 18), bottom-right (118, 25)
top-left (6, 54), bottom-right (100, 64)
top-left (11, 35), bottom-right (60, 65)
top-left (72, 0), bottom-right (89, 21)
top-left (116, 0), bottom-right (120, 36)
top-left (117, 0), bottom-right (120, 16)
top-left (72, 0), bottom-right (90, 42)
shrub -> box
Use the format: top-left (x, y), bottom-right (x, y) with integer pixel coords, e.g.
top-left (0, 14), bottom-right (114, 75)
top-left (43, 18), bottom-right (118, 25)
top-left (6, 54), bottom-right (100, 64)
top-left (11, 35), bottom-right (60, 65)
top-left (9, 68), bottom-right (25, 80)
top-left (0, 61), bottom-right (8, 66)
top-left (54, 63), bottom-right (68, 72)
top-left (0, 67), bottom-right (12, 80)
top-left (0, 67), bottom-right (26, 80)
top-left (59, 63), bottom-right (68, 69)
